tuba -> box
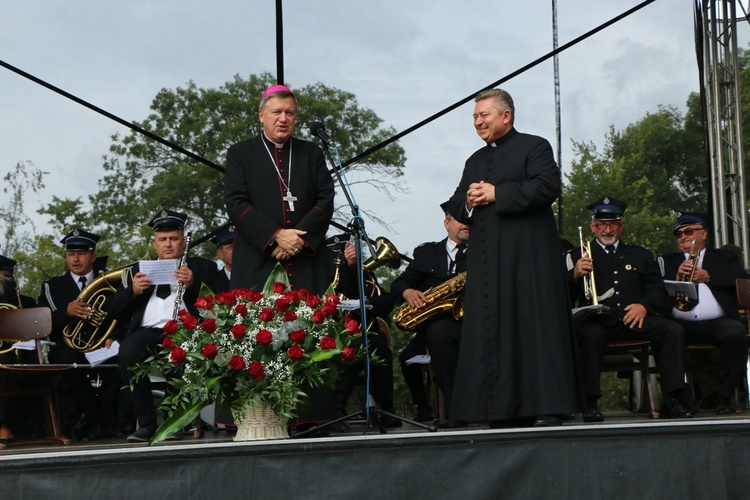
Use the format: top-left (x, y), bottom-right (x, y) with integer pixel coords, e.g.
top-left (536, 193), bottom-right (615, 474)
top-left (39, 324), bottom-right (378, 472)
top-left (673, 240), bottom-right (699, 312)
top-left (0, 281), bottom-right (23, 355)
top-left (63, 263), bottom-right (132, 352)
top-left (393, 271), bottom-right (466, 331)
top-left (362, 237), bottom-right (401, 296)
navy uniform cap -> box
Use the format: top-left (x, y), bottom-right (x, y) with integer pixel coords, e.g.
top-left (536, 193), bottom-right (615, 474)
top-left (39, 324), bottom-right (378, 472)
top-left (0, 255), bottom-right (16, 271)
top-left (210, 226), bottom-right (235, 247)
top-left (61, 228), bottom-right (99, 251)
top-left (674, 212), bottom-right (709, 231)
top-left (148, 209), bottom-right (187, 232)
top-left (586, 196), bottom-right (627, 220)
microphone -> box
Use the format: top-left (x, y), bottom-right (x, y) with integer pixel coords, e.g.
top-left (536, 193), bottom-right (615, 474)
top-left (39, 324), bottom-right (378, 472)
top-left (310, 121), bottom-right (332, 144)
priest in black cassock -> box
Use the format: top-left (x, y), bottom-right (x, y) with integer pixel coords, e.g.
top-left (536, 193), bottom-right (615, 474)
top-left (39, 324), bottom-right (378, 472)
top-left (224, 84), bottom-right (335, 294)
top-left (448, 88), bottom-right (581, 427)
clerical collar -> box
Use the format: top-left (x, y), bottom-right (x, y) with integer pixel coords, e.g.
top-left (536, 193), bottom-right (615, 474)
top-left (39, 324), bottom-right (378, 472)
top-left (262, 133), bottom-right (288, 149)
top-left (487, 128), bottom-right (517, 148)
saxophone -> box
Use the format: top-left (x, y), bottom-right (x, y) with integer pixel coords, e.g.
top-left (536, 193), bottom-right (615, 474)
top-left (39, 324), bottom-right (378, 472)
top-left (393, 271), bottom-right (467, 331)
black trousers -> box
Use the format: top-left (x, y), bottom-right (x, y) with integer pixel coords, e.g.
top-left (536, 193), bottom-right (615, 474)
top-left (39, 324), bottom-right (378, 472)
top-left (424, 318), bottom-right (462, 419)
top-left (118, 327), bottom-right (162, 431)
top-left (676, 317), bottom-right (748, 399)
top-left (398, 333), bottom-right (429, 407)
top-left (336, 332), bottom-right (394, 412)
top-left (576, 315), bottom-right (686, 399)
top-left (48, 345), bottom-right (120, 429)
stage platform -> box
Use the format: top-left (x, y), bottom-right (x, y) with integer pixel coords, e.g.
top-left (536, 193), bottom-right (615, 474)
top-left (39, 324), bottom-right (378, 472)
top-left (2, 410), bottom-right (750, 499)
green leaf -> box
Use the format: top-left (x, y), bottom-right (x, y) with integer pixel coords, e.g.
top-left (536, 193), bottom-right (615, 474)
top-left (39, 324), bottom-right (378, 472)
top-left (263, 262), bottom-right (290, 293)
top-left (149, 399), bottom-right (204, 445)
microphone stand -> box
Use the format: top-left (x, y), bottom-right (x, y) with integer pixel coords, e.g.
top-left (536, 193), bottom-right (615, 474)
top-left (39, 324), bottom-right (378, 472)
top-left (293, 128), bottom-right (436, 437)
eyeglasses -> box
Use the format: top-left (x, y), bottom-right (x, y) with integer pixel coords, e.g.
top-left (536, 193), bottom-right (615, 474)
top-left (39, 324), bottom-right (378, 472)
top-left (591, 220), bottom-right (622, 230)
top-left (673, 227), bottom-right (704, 238)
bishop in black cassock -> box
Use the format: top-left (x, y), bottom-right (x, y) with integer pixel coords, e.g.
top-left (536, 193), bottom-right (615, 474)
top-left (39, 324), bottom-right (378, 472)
top-left (224, 84), bottom-right (334, 295)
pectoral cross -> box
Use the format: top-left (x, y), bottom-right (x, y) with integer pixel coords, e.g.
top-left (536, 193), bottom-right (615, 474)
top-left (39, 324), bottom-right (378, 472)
top-left (283, 191), bottom-right (297, 212)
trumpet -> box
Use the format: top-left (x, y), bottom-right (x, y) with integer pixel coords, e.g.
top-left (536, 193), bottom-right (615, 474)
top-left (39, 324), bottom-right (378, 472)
top-left (674, 240), bottom-right (699, 311)
top-left (578, 226), bottom-right (599, 306)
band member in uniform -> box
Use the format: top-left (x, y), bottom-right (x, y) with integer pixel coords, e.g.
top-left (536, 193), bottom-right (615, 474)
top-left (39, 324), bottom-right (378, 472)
top-left (106, 210), bottom-right (217, 442)
top-left (224, 84), bottom-right (334, 294)
top-left (569, 196), bottom-right (693, 421)
top-left (391, 201), bottom-right (468, 427)
top-left (37, 229), bottom-right (119, 440)
top-left (657, 212), bottom-right (747, 414)
top-left (448, 88), bottom-right (580, 427)
top-left (0, 255), bottom-right (37, 444)
top-left (206, 227), bottom-right (234, 294)
top-left (332, 239), bottom-right (398, 427)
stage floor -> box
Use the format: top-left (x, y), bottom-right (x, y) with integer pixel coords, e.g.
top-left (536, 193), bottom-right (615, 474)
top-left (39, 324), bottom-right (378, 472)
top-left (2, 406), bottom-right (748, 457)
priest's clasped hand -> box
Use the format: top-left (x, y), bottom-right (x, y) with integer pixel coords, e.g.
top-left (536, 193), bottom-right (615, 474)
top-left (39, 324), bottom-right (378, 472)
top-left (466, 180), bottom-right (496, 209)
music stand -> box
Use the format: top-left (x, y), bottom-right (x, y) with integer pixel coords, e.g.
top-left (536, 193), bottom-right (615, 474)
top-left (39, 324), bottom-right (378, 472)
top-left (293, 125), bottom-right (437, 437)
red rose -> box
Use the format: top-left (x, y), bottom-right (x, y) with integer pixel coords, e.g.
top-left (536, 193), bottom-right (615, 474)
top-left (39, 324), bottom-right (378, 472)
top-left (235, 303), bottom-right (248, 317)
top-left (229, 355), bottom-right (246, 370)
top-left (289, 329), bottom-right (306, 344)
top-left (312, 310), bottom-right (326, 324)
top-left (296, 289), bottom-right (311, 302)
top-left (341, 346), bottom-right (356, 361)
top-left (215, 291), bottom-right (237, 306)
top-left (256, 329), bottom-right (273, 345)
top-left (345, 317), bottom-right (360, 335)
top-left (230, 324), bottom-right (247, 340)
top-left (319, 336), bottom-right (336, 350)
top-left (272, 282), bottom-right (287, 294)
top-left (274, 298), bottom-right (291, 312)
top-left (170, 346), bottom-right (187, 366)
top-left (194, 295), bottom-right (214, 310)
top-left (201, 343), bottom-right (218, 359)
top-left (201, 318), bottom-right (217, 334)
top-left (248, 290), bottom-right (263, 303)
top-left (163, 320), bottom-right (179, 336)
top-left (177, 309), bottom-right (190, 322)
top-left (181, 315), bottom-right (199, 331)
top-left (248, 361), bottom-right (265, 381)
top-left (306, 295), bottom-right (321, 308)
top-left (321, 303), bottom-right (337, 317)
top-left (288, 345), bottom-right (304, 361)
top-left (283, 311), bottom-right (297, 322)
top-left (162, 336), bottom-right (175, 349)
top-left (259, 307), bottom-right (275, 322)
top-left (326, 294), bottom-right (341, 306)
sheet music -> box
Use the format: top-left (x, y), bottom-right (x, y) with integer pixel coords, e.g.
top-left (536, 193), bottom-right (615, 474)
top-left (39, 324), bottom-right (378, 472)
top-left (405, 354), bottom-right (431, 365)
top-left (139, 259), bottom-right (178, 285)
top-left (337, 299), bottom-right (373, 311)
top-left (571, 304), bottom-right (611, 321)
top-left (12, 340), bottom-right (55, 351)
top-left (663, 280), bottom-right (698, 300)
top-left (84, 340), bottom-right (120, 365)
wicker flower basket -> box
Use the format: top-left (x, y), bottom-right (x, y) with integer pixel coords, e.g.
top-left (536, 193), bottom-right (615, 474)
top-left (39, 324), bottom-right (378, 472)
top-left (232, 399), bottom-right (289, 441)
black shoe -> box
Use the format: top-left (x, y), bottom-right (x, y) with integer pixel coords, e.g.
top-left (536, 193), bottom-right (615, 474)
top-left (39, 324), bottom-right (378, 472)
top-left (582, 405), bottom-right (605, 423)
top-left (488, 416), bottom-right (536, 428)
top-left (71, 414), bottom-right (97, 441)
top-left (164, 431), bottom-right (184, 441)
top-left (715, 396), bottom-right (734, 416)
top-left (126, 427), bottom-right (155, 443)
top-left (380, 414), bottom-right (403, 428)
top-left (117, 422), bottom-right (136, 437)
top-left (414, 404), bottom-right (436, 422)
top-left (660, 396), bottom-right (694, 419)
top-left (533, 415), bottom-right (562, 427)
top-left (86, 422), bottom-right (105, 441)
top-left (677, 392), bottom-right (699, 414)
top-left (437, 419), bottom-right (467, 429)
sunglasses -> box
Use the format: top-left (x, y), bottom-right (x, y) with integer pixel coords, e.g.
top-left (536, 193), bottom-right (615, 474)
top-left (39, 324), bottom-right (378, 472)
top-left (673, 227), bottom-right (704, 238)
top-left (591, 220), bottom-right (622, 229)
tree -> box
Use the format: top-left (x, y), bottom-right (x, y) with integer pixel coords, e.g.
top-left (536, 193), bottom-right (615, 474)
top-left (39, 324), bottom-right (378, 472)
top-left (39, 73), bottom-right (407, 267)
top-left (561, 105), bottom-right (707, 256)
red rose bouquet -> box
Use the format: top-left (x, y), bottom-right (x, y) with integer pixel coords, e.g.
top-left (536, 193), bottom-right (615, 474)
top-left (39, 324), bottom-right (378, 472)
top-left (133, 264), bottom-right (363, 444)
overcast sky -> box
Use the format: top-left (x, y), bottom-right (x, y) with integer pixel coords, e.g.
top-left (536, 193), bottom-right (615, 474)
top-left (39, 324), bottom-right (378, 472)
top-left (1, 0), bottom-right (747, 260)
